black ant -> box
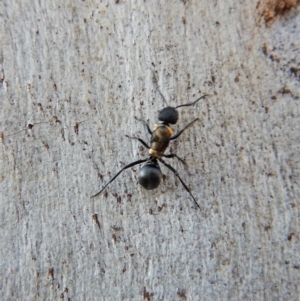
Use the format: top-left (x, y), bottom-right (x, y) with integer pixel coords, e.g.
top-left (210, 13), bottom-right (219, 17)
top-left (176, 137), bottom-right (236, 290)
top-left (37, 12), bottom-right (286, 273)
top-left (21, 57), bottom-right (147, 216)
top-left (91, 95), bottom-right (207, 209)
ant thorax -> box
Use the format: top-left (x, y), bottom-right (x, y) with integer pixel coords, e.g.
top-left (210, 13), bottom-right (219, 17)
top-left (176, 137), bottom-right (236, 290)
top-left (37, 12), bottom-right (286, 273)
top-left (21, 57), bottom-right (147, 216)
top-left (152, 124), bottom-right (174, 136)
top-left (149, 124), bottom-right (175, 158)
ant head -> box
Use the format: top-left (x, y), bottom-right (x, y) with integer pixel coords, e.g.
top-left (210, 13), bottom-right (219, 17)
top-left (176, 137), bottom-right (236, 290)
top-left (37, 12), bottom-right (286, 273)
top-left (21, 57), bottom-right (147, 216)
top-left (158, 95), bottom-right (207, 124)
top-left (138, 164), bottom-right (162, 190)
top-left (158, 107), bottom-right (179, 124)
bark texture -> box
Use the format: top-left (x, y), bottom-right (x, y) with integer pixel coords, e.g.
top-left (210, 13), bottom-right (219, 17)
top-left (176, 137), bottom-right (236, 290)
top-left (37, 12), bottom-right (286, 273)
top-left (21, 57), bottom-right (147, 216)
top-left (0, 1), bottom-right (299, 300)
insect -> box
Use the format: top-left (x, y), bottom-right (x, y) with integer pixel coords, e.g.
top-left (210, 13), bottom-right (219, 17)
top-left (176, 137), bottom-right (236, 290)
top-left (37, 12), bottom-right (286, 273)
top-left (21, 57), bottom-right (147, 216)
top-left (91, 95), bottom-right (207, 209)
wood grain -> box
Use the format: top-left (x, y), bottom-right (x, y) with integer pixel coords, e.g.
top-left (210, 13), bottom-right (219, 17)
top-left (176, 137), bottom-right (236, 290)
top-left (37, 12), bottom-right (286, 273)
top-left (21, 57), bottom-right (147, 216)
top-left (0, 1), bottom-right (299, 300)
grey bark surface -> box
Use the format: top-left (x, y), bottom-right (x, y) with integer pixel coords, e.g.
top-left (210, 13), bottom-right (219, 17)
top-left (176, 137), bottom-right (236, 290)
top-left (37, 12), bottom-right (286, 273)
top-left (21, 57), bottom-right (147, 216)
top-left (0, 1), bottom-right (299, 300)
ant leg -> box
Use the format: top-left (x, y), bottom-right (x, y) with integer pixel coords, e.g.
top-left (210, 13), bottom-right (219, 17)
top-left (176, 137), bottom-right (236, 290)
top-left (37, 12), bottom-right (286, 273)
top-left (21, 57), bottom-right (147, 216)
top-left (170, 118), bottom-right (199, 140)
top-left (175, 94), bottom-right (208, 109)
top-left (91, 158), bottom-right (148, 198)
top-left (142, 121), bottom-right (152, 135)
top-left (163, 154), bottom-right (186, 166)
top-left (134, 117), bottom-right (152, 135)
top-left (159, 158), bottom-right (201, 209)
top-left (126, 135), bottom-right (150, 149)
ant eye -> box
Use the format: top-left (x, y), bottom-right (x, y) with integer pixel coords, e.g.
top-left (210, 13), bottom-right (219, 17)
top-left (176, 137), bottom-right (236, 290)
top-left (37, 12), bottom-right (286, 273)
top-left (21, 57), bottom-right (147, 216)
top-left (138, 165), bottom-right (162, 190)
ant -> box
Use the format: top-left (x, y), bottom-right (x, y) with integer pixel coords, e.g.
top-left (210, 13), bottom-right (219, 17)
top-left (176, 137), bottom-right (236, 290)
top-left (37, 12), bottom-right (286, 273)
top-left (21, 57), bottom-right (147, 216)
top-left (91, 95), bottom-right (207, 209)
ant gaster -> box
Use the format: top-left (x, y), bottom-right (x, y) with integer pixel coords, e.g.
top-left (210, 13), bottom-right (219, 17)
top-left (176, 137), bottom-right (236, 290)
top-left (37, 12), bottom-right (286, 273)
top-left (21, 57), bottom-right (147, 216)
top-left (91, 95), bottom-right (207, 209)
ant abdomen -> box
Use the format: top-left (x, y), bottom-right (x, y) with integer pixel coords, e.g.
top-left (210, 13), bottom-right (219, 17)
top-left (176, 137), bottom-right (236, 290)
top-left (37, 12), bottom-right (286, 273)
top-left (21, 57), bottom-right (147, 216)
top-left (138, 164), bottom-right (162, 190)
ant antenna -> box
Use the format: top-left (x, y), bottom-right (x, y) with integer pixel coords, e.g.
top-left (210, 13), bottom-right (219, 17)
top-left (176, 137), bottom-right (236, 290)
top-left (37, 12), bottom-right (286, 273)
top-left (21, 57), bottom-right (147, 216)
top-left (175, 94), bottom-right (208, 109)
top-left (152, 71), bottom-right (168, 106)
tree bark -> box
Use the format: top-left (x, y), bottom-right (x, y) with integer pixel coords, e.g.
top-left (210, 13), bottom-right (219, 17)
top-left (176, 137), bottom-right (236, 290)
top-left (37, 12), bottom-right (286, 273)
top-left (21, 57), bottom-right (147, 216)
top-left (1, 1), bottom-right (299, 300)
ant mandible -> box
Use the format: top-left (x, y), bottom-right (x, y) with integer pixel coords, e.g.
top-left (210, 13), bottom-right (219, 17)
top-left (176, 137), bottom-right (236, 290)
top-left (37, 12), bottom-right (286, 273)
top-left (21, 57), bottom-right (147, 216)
top-left (91, 95), bottom-right (207, 209)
